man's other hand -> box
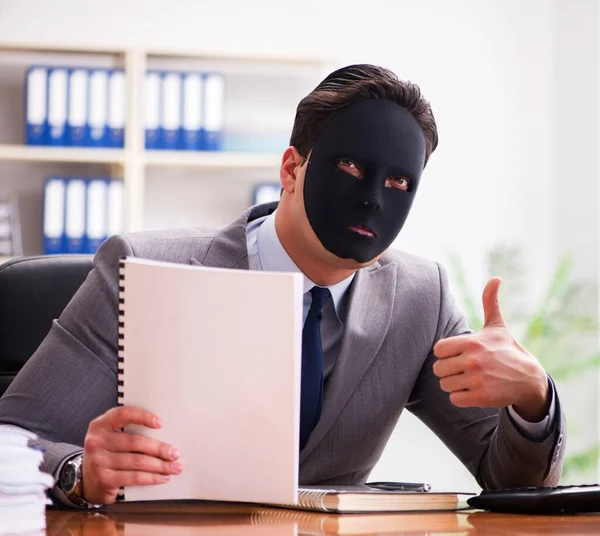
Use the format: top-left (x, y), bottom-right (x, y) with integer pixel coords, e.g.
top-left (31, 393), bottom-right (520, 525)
top-left (82, 406), bottom-right (182, 505)
top-left (433, 277), bottom-right (550, 422)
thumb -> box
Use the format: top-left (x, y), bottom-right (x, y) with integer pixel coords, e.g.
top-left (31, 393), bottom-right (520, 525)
top-left (482, 277), bottom-right (506, 328)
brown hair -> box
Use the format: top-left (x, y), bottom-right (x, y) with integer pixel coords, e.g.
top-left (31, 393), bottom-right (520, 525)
top-left (290, 64), bottom-right (438, 166)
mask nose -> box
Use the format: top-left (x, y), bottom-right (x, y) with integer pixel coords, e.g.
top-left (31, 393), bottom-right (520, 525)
top-left (363, 198), bottom-right (380, 210)
top-left (361, 176), bottom-right (384, 210)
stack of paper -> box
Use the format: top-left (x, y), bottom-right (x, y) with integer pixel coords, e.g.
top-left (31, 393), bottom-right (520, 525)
top-left (0, 426), bottom-right (54, 536)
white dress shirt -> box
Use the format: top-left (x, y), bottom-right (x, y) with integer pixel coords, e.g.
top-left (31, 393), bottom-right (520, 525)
top-left (247, 210), bottom-right (354, 380)
top-left (246, 210), bottom-right (556, 440)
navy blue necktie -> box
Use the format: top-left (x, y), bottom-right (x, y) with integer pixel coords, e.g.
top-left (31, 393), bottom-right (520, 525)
top-left (300, 286), bottom-right (331, 450)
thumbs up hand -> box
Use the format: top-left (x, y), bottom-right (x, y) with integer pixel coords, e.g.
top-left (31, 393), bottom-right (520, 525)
top-left (433, 277), bottom-right (550, 422)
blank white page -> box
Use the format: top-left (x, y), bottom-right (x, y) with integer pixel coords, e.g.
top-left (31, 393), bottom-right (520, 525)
top-left (119, 258), bottom-right (303, 505)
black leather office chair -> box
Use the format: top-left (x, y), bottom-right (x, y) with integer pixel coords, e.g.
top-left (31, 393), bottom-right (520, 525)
top-left (0, 255), bottom-right (93, 396)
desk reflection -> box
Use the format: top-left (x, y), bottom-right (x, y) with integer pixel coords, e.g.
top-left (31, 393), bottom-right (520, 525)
top-left (46, 509), bottom-right (472, 536)
top-left (46, 511), bottom-right (296, 536)
top-left (466, 511), bottom-right (600, 535)
top-left (46, 508), bottom-right (600, 536)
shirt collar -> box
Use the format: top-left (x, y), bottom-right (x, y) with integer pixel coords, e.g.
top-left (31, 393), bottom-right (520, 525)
top-left (257, 210), bottom-right (355, 320)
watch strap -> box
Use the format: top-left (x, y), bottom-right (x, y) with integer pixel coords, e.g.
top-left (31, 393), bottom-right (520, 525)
top-left (62, 454), bottom-right (103, 509)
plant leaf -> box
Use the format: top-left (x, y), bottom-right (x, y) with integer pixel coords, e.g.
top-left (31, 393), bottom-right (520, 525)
top-left (548, 352), bottom-right (600, 382)
top-left (562, 445), bottom-right (600, 479)
top-left (446, 251), bottom-right (483, 330)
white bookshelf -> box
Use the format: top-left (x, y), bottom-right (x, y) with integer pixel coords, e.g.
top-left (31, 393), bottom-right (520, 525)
top-left (0, 43), bottom-right (328, 235)
top-left (0, 145), bottom-right (126, 164)
top-left (0, 42), bottom-right (328, 65)
top-left (144, 150), bottom-right (281, 170)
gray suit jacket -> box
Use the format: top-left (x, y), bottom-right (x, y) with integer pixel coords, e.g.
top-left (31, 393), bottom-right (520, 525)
top-left (0, 203), bottom-right (565, 492)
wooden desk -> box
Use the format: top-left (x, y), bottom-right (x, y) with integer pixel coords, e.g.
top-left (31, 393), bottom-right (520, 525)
top-left (46, 509), bottom-right (600, 535)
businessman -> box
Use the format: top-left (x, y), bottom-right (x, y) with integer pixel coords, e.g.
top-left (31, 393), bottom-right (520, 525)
top-left (0, 64), bottom-right (565, 507)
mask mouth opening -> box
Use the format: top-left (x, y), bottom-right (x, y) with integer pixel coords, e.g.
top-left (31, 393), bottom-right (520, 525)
top-left (348, 225), bottom-right (376, 238)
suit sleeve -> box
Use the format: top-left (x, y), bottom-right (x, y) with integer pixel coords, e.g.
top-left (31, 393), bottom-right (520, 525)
top-left (0, 235), bottom-right (134, 480)
top-left (405, 262), bottom-right (566, 489)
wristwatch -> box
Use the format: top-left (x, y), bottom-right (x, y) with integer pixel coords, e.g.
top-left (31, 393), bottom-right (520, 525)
top-left (59, 454), bottom-right (103, 509)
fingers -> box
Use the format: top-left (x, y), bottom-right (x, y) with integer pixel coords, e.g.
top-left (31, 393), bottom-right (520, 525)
top-left (438, 373), bottom-right (469, 393)
top-left (92, 406), bottom-right (162, 431)
top-left (114, 471), bottom-right (172, 487)
top-left (433, 334), bottom-right (473, 359)
top-left (108, 432), bottom-right (179, 461)
top-left (433, 355), bottom-right (470, 378)
top-left (449, 391), bottom-right (473, 408)
top-left (93, 468), bottom-right (172, 490)
top-left (106, 452), bottom-right (183, 475)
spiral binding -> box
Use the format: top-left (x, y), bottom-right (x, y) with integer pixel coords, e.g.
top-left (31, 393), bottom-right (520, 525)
top-left (296, 489), bottom-right (328, 511)
top-left (117, 257), bottom-right (126, 502)
top-left (251, 490), bottom-right (327, 512)
top-left (117, 258), bottom-right (126, 407)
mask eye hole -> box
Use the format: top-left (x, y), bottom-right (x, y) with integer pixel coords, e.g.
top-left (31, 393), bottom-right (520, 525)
top-left (336, 158), bottom-right (363, 179)
top-left (385, 176), bottom-right (413, 192)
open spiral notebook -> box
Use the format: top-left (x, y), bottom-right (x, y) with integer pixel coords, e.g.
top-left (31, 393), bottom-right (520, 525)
top-left (117, 257), bottom-right (303, 505)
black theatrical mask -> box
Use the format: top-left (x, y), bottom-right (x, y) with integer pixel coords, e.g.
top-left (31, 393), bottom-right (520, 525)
top-left (303, 99), bottom-right (426, 263)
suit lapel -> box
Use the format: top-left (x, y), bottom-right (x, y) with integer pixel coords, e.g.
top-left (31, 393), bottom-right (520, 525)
top-left (190, 202), bottom-right (277, 269)
top-left (300, 261), bottom-right (398, 463)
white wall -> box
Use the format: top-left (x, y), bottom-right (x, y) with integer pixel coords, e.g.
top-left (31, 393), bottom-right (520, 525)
top-left (0, 0), bottom-right (557, 271)
top-left (551, 0), bottom-right (600, 482)
top-left (0, 0), bottom-right (597, 489)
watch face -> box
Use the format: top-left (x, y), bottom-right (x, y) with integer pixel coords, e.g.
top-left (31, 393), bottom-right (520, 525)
top-left (60, 463), bottom-right (76, 493)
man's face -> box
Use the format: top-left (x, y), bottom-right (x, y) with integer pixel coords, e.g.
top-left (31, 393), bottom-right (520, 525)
top-left (303, 99), bottom-right (426, 264)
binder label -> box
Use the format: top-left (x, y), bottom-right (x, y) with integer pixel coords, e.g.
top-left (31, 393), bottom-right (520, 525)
top-left (89, 70), bottom-right (108, 143)
top-left (204, 74), bottom-right (225, 132)
top-left (68, 69), bottom-right (88, 145)
top-left (145, 72), bottom-right (161, 149)
top-left (26, 67), bottom-right (47, 135)
top-left (43, 179), bottom-right (65, 239)
top-left (161, 72), bottom-right (182, 148)
top-left (48, 69), bottom-right (68, 144)
top-left (108, 70), bottom-right (125, 147)
top-left (65, 179), bottom-right (86, 253)
top-left (182, 73), bottom-right (203, 150)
